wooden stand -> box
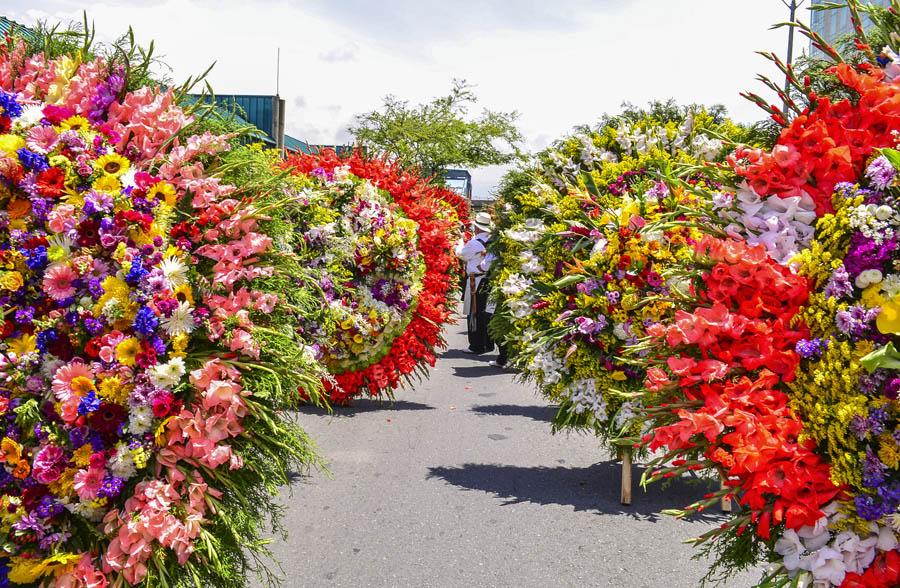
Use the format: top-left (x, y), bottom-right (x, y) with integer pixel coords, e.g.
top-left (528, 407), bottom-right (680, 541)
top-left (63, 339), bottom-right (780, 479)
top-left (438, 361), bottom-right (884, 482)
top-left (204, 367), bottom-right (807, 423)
top-left (620, 447), bottom-right (632, 506)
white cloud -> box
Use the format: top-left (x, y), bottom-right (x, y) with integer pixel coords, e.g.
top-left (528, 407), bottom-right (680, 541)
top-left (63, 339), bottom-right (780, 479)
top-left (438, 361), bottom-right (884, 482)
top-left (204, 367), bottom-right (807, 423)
top-left (8, 0), bottom-right (801, 197)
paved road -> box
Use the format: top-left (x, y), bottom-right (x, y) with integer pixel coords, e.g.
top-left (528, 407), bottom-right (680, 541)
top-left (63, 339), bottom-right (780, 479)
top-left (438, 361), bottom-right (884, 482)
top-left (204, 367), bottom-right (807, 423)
top-left (263, 324), bottom-right (760, 588)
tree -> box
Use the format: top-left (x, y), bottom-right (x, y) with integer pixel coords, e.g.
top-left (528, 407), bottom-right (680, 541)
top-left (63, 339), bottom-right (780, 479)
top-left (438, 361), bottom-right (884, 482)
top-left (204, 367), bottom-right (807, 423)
top-left (348, 79), bottom-right (523, 181)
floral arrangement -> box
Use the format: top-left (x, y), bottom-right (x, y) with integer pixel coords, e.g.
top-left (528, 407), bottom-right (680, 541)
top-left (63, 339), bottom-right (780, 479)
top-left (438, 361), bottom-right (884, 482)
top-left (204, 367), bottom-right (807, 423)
top-left (489, 106), bottom-right (747, 446)
top-left (633, 5), bottom-right (900, 585)
top-left (0, 26), bottom-right (326, 587)
top-left (283, 151), bottom-right (465, 403)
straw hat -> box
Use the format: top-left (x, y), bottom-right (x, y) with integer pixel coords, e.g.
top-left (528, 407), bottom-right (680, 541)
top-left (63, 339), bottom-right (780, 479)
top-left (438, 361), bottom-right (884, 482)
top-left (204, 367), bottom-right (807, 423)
top-left (473, 212), bottom-right (493, 232)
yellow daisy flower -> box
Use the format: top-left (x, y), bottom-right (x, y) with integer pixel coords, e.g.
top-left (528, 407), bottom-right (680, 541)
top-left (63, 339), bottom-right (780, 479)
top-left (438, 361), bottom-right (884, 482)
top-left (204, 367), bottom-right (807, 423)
top-left (58, 115), bottom-right (91, 133)
top-left (8, 334), bottom-right (37, 356)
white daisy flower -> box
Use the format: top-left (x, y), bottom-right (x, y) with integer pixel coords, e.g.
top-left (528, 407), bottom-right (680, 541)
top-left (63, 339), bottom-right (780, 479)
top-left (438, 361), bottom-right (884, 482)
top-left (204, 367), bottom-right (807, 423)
top-left (161, 300), bottom-right (195, 336)
top-left (159, 255), bottom-right (189, 289)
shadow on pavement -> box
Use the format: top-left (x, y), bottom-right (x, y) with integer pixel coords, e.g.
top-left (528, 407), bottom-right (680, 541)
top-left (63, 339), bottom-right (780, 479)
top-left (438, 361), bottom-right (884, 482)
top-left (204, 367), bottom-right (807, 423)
top-left (296, 399), bottom-right (435, 417)
top-left (440, 349), bottom-right (496, 362)
top-left (427, 461), bottom-right (725, 522)
top-left (471, 404), bottom-right (556, 423)
top-left (452, 365), bottom-right (506, 378)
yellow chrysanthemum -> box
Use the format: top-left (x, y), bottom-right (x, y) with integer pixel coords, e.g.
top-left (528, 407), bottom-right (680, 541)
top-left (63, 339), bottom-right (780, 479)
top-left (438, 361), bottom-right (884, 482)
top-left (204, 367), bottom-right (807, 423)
top-left (0, 134), bottom-right (25, 156)
top-left (72, 445), bottom-right (93, 468)
top-left (115, 338), bottom-right (141, 367)
top-left (98, 375), bottom-right (129, 404)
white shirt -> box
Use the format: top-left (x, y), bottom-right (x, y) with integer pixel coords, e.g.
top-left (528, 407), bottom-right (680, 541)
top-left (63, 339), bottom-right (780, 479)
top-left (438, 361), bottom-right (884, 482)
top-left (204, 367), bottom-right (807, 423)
top-left (456, 233), bottom-right (489, 275)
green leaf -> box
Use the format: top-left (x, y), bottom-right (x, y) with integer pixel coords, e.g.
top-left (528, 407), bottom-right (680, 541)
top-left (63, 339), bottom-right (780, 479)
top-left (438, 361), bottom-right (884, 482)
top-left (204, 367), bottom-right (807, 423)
top-left (881, 148), bottom-right (900, 171)
top-left (860, 342), bottom-right (900, 372)
top-left (551, 274), bottom-right (585, 289)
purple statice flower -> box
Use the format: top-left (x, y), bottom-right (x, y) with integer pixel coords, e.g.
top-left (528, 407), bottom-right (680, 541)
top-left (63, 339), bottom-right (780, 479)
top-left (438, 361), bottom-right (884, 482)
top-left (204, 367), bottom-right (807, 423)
top-left (877, 482), bottom-right (900, 515)
top-left (823, 264), bottom-right (854, 300)
top-left (84, 317), bottom-right (104, 336)
top-left (14, 307), bottom-right (34, 326)
top-left (69, 427), bottom-right (87, 447)
top-left (29, 197), bottom-right (51, 223)
top-left (855, 493), bottom-right (885, 521)
top-left (859, 369), bottom-right (890, 396)
top-left (35, 495), bottom-right (64, 519)
top-left (835, 305), bottom-right (880, 340)
top-left (867, 406), bottom-right (888, 436)
top-left (843, 233), bottom-right (897, 279)
top-left (862, 448), bottom-right (888, 488)
top-left (865, 155), bottom-right (896, 190)
top-left (576, 278), bottom-right (600, 296)
top-left (23, 246), bottom-right (47, 272)
top-left (98, 476), bottom-right (124, 499)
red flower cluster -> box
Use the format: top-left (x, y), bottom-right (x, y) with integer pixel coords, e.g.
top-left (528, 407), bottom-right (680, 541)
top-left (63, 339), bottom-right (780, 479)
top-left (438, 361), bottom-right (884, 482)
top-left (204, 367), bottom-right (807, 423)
top-left (284, 150), bottom-right (467, 403)
top-left (643, 237), bottom-right (841, 539)
top-left (729, 64), bottom-right (900, 215)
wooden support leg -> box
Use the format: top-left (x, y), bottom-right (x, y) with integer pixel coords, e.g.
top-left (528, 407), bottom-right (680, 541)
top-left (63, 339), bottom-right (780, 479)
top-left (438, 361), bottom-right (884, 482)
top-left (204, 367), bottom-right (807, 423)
top-left (620, 447), bottom-right (632, 506)
top-left (720, 478), bottom-right (732, 512)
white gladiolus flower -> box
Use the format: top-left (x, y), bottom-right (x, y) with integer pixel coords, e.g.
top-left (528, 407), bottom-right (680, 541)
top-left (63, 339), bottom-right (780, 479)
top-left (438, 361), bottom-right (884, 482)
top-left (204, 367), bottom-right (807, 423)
top-left (501, 274), bottom-right (533, 297)
top-left (775, 529), bottom-right (806, 572)
top-left (809, 547), bottom-right (846, 585)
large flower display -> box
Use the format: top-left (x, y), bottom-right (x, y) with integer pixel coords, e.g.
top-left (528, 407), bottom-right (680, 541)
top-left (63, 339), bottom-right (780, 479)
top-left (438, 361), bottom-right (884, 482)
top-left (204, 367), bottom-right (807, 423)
top-left (283, 151), bottom-right (465, 403)
top-left (634, 8), bottom-right (900, 585)
top-left (0, 29), bottom-right (325, 586)
top-left (489, 107), bottom-right (748, 446)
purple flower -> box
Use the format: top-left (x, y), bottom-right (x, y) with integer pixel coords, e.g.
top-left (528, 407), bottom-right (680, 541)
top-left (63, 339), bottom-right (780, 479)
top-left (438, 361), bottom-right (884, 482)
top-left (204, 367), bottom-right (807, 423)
top-left (606, 291), bottom-right (621, 304)
top-left (843, 233), bottom-right (897, 279)
top-left (796, 338), bottom-right (829, 359)
top-left (855, 493), bottom-right (884, 521)
top-left (98, 476), bottom-right (124, 499)
top-left (835, 305), bottom-right (880, 340)
top-left (823, 264), bottom-right (854, 300)
top-left (865, 155), bottom-right (896, 190)
top-left (576, 279), bottom-right (600, 296)
top-left (862, 448), bottom-right (887, 488)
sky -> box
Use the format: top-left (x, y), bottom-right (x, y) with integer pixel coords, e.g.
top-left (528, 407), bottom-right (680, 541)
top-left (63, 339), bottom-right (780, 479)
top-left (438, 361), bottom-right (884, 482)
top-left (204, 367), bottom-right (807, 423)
top-left (7, 0), bottom-right (804, 198)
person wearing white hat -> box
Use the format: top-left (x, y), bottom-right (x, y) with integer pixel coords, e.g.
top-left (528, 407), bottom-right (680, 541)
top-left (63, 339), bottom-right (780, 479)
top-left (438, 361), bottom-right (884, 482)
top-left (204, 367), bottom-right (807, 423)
top-left (455, 211), bottom-right (496, 354)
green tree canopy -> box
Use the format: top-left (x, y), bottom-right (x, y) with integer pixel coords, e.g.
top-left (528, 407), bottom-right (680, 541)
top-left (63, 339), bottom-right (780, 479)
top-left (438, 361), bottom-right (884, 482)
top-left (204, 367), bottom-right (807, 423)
top-left (349, 79), bottom-right (523, 181)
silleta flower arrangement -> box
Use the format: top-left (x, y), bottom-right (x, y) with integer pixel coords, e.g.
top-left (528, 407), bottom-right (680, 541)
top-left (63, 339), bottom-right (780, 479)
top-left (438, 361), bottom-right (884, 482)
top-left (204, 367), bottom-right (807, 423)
top-left (0, 25), bottom-right (326, 587)
top-left (489, 106), bottom-right (747, 447)
top-left (635, 5), bottom-right (900, 585)
top-left (284, 151), bottom-right (465, 403)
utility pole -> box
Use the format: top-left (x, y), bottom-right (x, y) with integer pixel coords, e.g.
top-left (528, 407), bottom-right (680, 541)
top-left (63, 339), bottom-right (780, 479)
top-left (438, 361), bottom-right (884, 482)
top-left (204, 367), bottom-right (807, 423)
top-left (781, 0), bottom-right (807, 115)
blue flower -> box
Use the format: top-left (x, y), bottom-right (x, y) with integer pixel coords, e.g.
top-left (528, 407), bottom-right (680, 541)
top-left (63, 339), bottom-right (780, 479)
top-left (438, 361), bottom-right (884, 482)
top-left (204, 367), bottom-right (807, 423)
top-left (0, 90), bottom-right (22, 118)
top-left (125, 257), bottom-right (149, 285)
top-left (35, 328), bottom-right (58, 353)
top-left (15, 148), bottom-right (49, 172)
top-left (77, 390), bottom-right (101, 416)
top-left (133, 305), bottom-right (159, 336)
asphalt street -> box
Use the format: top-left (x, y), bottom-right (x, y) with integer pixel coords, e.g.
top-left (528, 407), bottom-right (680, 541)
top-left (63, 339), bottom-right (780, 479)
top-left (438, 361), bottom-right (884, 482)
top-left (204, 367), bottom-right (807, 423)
top-left (261, 323), bottom-right (761, 588)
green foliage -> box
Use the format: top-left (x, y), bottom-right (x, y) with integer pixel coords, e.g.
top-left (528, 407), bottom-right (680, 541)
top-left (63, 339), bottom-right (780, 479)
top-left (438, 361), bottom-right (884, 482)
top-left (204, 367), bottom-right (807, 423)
top-left (349, 79), bottom-right (523, 180)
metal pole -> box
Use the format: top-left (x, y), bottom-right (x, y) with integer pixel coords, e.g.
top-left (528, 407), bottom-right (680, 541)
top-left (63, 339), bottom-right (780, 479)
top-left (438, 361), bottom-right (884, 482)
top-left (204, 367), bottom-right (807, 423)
top-left (781, 0), bottom-right (806, 116)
